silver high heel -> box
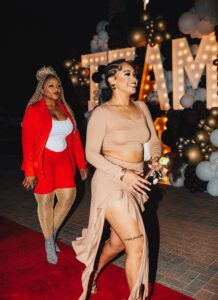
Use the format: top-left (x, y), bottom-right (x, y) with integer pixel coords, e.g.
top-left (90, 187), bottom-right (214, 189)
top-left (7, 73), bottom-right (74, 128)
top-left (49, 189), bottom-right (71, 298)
top-left (45, 237), bottom-right (58, 264)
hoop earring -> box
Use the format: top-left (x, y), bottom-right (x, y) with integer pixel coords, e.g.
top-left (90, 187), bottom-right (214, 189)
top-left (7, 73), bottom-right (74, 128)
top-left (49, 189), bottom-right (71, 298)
top-left (111, 84), bottom-right (116, 90)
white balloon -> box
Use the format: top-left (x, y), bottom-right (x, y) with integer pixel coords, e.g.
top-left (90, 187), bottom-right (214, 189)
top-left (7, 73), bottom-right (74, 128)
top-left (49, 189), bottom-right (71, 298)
top-left (101, 42), bottom-right (108, 51)
top-left (97, 38), bottom-right (105, 47)
top-left (185, 76), bottom-right (192, 88)
top-left (210, 152), bottom-right (218, 163)
top-left (186, 88), bottom-right (195, 96)
top-left (167, 81), bottom-right (173, 93)
top-left (210, 129), bottom-right (218, 147)
top-left (178, 11), bottom-right (200, 34)
top-left (198, 20), bottom-right (214, 35)
top-left (96, 20), bottom-right (109, 34)
top-left (90, 40), bottom-right (98, 52)
top-left (191, 44), bottom-right (199, 55)
top-left (194, 88), bottom-right (206, 101)
top-left (190, 29), bottom-right (203, 39)
top-left (180, 94), bottom-right (195, 108)
top-left (195, 0), bottom-right (218, 25)
top-left (209, 163), bottom-right (216, 171)
top-left (207, 178), bottom-right (218, 196)
top-left (196, 161), bottom-right (216, 181)
top-left (166, 71), bottom-right (172, 81)
top-left (98, 30), bottom-right (108, 40)
top-left (169, 173), bottom-right (184, 187)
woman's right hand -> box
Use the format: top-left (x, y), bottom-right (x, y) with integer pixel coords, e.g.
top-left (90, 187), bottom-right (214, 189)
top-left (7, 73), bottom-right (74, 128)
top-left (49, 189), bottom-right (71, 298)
top-left (22, 176), bottom-right (37, 190)
top-left (122, 169), bottom-right (151, 196)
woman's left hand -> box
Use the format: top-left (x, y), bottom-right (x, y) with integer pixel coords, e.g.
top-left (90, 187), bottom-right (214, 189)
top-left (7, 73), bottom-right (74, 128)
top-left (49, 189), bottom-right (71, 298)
top-left (80, 169), bottom-right (88, 181)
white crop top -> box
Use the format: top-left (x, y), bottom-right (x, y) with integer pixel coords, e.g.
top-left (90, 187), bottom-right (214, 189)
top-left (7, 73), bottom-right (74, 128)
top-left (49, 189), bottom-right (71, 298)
top-left (45, 118), bottom-right (73, 152)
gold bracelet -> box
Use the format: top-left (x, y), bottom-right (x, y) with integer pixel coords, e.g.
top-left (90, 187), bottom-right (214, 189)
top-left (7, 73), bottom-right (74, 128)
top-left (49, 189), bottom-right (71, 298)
top-left (120, 168), bottom-right (126, 180)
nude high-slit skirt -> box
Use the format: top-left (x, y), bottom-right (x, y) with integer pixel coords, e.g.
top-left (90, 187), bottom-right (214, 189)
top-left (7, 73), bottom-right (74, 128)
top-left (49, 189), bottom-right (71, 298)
top-left (72, 156), bottom-right (149, 300)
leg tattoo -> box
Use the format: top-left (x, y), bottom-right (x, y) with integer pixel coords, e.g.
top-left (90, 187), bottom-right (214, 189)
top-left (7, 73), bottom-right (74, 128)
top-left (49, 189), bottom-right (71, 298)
top-left (124, 234), bottom-right (143, 241)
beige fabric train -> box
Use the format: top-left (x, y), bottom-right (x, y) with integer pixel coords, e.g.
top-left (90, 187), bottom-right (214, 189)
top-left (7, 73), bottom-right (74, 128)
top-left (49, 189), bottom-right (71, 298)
top-left (72, 101), bottom-right (162, 300)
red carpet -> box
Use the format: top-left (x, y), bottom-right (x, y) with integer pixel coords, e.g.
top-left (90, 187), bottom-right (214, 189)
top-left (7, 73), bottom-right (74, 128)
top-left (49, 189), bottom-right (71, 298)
top-left (0, 217), bottom-right (193, 300)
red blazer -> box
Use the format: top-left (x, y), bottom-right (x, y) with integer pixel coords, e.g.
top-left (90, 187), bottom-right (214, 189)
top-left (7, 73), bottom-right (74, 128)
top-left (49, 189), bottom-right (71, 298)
top-left (21, 98), bottom-right (86, 178)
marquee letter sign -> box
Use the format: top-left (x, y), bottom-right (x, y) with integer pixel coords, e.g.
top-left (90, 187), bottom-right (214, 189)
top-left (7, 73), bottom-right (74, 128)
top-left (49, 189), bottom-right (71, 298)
top-left (172, 32), bottom-right (218, 109)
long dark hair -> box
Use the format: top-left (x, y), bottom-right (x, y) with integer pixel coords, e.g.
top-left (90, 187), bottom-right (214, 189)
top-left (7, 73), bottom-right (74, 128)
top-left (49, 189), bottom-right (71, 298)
top-left (100, 59), bottom-right (137, 103)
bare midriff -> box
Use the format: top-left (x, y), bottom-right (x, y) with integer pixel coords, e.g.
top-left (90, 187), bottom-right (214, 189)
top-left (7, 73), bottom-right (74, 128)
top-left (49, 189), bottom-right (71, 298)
top-left (102, 150), bottom-right (144, 163)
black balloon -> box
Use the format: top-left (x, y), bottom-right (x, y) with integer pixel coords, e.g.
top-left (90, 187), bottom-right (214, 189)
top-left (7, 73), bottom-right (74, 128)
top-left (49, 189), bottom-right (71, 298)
top-left (161, 130), bottom-right (176, 147)
top-left (98, 65), bottom-right (106, 75)
top-left (184, 165), bottom-right (207, 193)
top-left (92, 72), bottom-right (103, 83)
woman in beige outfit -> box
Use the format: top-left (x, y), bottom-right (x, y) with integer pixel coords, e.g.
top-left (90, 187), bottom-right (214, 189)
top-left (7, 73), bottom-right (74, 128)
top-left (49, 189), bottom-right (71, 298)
top-left (72, 59), bottom-right (162, 300)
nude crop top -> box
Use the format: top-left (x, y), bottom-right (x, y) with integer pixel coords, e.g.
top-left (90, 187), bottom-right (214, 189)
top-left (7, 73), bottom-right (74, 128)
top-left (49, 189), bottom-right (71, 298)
top-left (85, 101), bottom-right (162, 178)
top-left (45, 118), bottom-right (73, 152)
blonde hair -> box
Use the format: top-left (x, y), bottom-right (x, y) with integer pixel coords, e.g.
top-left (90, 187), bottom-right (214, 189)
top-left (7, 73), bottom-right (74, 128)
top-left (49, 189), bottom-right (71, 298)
top-left (26, 66), bottom-right (77, 133)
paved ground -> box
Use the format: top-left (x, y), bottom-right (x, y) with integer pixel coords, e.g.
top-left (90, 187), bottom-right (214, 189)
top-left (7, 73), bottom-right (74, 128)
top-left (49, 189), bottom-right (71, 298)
top-left (0, 156), bottom-right (218, 300)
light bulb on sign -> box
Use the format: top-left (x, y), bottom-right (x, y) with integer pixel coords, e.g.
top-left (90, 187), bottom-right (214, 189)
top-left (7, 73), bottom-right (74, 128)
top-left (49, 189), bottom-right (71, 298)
top-left (187, 56), bottom-right (192, 62)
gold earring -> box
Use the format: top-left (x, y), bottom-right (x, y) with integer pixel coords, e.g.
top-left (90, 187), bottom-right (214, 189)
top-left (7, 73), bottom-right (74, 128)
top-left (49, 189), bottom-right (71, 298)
top-left (111, 84), bottom-right (116, 90)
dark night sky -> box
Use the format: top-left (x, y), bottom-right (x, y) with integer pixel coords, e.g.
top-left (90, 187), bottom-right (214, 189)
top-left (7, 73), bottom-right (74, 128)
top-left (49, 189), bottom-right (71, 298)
top-left (4, 0), bottom-right (194, 116)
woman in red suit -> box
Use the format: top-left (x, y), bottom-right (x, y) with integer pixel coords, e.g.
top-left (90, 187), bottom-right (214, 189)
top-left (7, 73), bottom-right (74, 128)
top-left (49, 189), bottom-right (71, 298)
top-left (22, 66), bottom-right (87, 264)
